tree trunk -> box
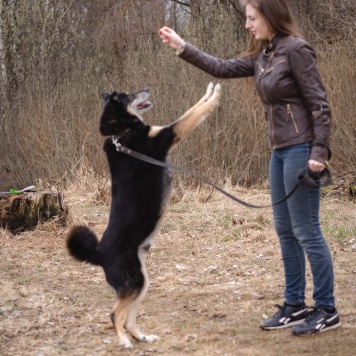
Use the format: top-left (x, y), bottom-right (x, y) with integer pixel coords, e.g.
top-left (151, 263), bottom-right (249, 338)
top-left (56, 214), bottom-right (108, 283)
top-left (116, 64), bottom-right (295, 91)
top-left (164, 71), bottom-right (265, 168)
top-left (0, 191), bottom-right (67, 233)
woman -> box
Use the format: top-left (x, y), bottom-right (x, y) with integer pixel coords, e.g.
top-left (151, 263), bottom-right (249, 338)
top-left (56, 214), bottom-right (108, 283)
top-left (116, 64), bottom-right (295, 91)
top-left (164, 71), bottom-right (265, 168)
top-left (158, 0), bottom-right (340, 336)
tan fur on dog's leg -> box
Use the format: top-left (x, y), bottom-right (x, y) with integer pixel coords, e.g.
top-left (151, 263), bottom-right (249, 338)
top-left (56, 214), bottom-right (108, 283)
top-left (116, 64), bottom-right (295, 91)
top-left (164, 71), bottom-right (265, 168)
top-left (112, 297), bottom-right (135, 348)
top-left (148, 82), bottom-right (220, 140)
top-left (170, 83), bottom-right (221, 149)
top-left (179, 82), bottom-right (215, 118)
top-left (124, 250), bottom-right (160, 343)
top-left (125, 298), bottom-right (160, 343)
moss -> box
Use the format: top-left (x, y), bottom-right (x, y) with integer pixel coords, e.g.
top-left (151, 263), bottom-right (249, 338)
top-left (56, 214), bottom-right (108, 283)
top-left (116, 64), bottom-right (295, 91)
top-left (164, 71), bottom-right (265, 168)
top-left (0, 192), bottom-right (66, 234)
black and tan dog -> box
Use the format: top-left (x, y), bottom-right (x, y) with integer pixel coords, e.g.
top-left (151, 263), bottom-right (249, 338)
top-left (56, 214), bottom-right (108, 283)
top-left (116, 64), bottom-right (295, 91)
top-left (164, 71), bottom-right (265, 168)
top-left (66, 82), bottom-right (221, 348)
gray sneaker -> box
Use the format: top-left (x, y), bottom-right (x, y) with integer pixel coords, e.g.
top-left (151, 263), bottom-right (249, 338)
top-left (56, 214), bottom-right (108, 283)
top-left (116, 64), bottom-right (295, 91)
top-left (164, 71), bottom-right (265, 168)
top-left (292, 307), bottom-right (340, 335)
top-left (260, 302), bottom-right (309, 330)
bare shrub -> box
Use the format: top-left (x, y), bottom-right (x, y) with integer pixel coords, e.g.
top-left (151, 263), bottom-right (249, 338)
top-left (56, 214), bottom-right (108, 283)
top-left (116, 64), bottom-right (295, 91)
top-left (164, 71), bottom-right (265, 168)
top-left (0, 0), bottom-right (354, 192)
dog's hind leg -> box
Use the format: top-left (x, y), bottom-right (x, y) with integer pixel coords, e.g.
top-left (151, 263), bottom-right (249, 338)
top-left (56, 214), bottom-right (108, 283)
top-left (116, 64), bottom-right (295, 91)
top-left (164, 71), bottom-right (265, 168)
top-left (111, 296), bottom-right (136, 349)
top-left (124, 250), bottom-right (160, 343)
top-left (124, 294), bottom-right (160, 343)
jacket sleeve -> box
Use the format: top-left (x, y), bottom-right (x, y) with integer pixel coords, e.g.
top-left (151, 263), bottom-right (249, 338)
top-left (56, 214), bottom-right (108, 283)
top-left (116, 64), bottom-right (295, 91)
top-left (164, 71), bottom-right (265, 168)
top-left (179, 42), bottom-right (255, 79)
top-left (288, 40), bottom-right (331, 163)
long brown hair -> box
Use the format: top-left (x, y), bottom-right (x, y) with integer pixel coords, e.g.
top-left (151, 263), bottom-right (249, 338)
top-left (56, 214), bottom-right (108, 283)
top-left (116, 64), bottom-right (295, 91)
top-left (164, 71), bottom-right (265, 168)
top-left (240, 0), bottom-right (303, 57)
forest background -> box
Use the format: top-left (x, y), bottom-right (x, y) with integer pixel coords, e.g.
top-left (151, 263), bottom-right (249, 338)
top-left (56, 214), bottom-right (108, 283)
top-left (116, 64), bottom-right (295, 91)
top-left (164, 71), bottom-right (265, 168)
top-left (0, 0), bottom-right (355, 192)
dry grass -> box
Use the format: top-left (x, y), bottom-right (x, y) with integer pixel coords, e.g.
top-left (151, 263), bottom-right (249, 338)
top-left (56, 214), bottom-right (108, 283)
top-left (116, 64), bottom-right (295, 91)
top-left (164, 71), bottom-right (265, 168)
top-left (1, 1), bottom-right (355, 191)
top-left (1, 3), bottom-right (354, 354)
top-left (1, 185), bottom-right (355, 356)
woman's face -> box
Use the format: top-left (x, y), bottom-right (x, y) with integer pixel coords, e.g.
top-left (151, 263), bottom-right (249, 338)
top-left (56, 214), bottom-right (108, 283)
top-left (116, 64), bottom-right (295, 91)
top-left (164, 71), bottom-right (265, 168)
top-left (245, 4), bottom-right (274, 41)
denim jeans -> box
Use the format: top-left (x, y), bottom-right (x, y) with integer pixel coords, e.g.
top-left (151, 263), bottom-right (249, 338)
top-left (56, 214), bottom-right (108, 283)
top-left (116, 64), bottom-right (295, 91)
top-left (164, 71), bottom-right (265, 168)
top-left (269, 142), bottom-right (335, 309)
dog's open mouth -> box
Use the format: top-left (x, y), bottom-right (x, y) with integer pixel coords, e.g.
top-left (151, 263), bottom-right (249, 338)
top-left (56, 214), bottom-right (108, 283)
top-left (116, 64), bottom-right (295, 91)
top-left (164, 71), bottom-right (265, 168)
top-left (137, 100), bottom-right (152, 110)
top-left (134, 89), bottom-right (153, 114)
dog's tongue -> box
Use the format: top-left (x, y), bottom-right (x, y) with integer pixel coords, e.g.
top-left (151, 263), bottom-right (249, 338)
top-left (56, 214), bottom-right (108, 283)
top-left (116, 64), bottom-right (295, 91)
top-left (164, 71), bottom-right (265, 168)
top-left (138, 101), bottom-right (151, 109)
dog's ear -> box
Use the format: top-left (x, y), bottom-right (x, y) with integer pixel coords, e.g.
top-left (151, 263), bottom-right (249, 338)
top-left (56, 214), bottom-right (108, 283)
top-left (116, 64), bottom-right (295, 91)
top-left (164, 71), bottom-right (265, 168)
top-left (101, 92), bottom-right (110, 101)
top-left (102, 91), bottom-right (121, 103)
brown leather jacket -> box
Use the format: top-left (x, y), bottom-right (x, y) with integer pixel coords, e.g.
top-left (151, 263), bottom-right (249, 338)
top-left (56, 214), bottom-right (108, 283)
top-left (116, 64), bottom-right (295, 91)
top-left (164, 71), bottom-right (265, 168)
top-left (179, 33), bottom-right (331, 163)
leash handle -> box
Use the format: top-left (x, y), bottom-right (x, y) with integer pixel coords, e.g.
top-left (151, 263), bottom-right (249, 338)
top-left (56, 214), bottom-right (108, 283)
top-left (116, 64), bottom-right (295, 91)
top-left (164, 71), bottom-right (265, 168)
top-left (296, 166), bottom-right (332, 189)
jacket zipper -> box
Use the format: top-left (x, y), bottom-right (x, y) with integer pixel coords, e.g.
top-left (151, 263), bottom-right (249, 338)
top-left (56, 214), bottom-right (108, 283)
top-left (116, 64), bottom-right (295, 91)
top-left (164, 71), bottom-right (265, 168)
top-left (269, 105), bottom-right (275, 147)
top-left (257, 62), bottom-right (265, 75)
top-left (287, 103), bottom-right (299, 133)
top-left (258, 72), bottom-right (276, 146)
top-left (259, 54), bottom-right (276, 147)
top-left (260, 78), bottom-right (275, 147)
top-left (266, 59), bottom-right (286, 74)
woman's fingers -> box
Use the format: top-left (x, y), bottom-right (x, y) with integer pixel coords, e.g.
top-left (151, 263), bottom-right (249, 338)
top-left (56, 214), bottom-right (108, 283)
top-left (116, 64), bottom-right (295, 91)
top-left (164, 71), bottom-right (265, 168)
top-left (158, 27), bottom-right (171, 44)
top-left (308, 159), bottom-right (326, 173)
top-left (158, 26), bottom-right (182, 49)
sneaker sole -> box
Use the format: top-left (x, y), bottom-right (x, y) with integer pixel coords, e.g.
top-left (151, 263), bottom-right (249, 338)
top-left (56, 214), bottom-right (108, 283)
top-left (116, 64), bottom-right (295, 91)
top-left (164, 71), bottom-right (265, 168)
top-left (260, 318), bottom-right (306, 330)
top-left (292, 321), bottom-right (341, 336)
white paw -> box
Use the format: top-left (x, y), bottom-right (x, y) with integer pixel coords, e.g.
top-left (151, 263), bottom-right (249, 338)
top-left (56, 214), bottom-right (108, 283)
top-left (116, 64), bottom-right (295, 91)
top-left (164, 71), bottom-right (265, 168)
top-left (207, 82), bottom-right (215, 92)
top-left (141, 334), bottom-right (160, 343)
top-left (205, 82), bottom-right (215, 98)
top-left (118, 337), bottom-right (133, 349)
top-left (214, 83), bottom-right (222, 94)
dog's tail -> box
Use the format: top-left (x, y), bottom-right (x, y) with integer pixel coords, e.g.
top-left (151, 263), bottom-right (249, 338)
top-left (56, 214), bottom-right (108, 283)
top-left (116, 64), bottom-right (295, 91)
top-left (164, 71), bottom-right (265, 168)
top-left (66, 226), bottom-right (101, 266)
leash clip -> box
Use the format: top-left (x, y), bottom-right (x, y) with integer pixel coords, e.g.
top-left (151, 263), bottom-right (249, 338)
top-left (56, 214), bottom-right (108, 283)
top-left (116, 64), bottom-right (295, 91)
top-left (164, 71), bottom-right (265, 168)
top-left (111, 136), bottom-right (133, 155)
top-left (111, 136), bottom-right (122, 152)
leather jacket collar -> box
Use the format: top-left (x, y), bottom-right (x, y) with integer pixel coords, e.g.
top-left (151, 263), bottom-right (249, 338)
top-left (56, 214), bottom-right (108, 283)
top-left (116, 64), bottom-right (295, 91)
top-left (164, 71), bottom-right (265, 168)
top-left (262, 32), bottom-right (286, 57)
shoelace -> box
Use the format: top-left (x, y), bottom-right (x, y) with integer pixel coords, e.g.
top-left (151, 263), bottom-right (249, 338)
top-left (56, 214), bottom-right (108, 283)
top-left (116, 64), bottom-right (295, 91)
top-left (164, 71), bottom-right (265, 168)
top-left (304, 307), bottom-right (324, 323)
top-left (273, 304), bottom-right (286, 315)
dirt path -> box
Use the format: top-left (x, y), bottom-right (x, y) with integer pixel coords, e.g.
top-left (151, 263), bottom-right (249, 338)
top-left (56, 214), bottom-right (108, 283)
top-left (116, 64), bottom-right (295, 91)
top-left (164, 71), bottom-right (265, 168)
top-left (1, 189), bottom-right (355, 355)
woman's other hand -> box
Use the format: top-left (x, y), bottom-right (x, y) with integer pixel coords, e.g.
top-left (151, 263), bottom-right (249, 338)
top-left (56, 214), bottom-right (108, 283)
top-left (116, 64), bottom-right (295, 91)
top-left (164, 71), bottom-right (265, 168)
top-left (308, 159), bottom-right (327, 173)
top-left (158, 26), bottom-right (185, 50)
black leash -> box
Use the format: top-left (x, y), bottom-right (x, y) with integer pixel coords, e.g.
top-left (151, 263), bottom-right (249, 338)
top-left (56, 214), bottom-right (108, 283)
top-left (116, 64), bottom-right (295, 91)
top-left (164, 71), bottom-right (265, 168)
top-left (111, 137), bottom-right (331, 209)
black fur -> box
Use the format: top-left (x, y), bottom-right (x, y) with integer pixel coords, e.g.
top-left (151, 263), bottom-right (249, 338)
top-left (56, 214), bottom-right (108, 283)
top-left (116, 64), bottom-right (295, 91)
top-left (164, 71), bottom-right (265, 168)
top-left (66, 226), bottom-right (100, 265)
top-left (66, 83), bottom-right (221, 348)
top-left (67, 90), bottom-right (174, 297)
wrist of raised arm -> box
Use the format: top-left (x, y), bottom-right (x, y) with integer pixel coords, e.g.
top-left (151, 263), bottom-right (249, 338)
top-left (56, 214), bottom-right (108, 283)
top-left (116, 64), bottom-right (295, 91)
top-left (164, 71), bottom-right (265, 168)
top-left (175, 41), bottom-right (186, 56)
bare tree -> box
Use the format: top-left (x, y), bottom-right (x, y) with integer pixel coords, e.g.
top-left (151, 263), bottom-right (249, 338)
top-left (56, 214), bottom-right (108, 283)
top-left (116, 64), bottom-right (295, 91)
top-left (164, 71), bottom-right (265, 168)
top-left (0, 0), bottom-right (354, 190)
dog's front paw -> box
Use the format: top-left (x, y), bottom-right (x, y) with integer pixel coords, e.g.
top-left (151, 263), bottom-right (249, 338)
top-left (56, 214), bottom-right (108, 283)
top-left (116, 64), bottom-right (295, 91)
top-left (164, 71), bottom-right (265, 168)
top-left (214, 83), bottom-right (222, 94)
top-left (207, 82), bottom-right (215, 92)
top-left (211, 83), bottom-right (222, 104)
top-left (204, 82), bottom-right (215, 100)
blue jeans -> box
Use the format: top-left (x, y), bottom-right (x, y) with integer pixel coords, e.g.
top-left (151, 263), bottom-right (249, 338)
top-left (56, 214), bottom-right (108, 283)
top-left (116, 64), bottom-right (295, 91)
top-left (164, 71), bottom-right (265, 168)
top-left (269, 142), bottom-right (335, 309)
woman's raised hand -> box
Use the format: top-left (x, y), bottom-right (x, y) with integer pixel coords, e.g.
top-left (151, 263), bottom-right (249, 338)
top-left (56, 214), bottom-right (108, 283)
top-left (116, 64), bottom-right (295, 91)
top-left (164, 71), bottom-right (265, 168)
top-left (158, 26), bottom-right (185, 50)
